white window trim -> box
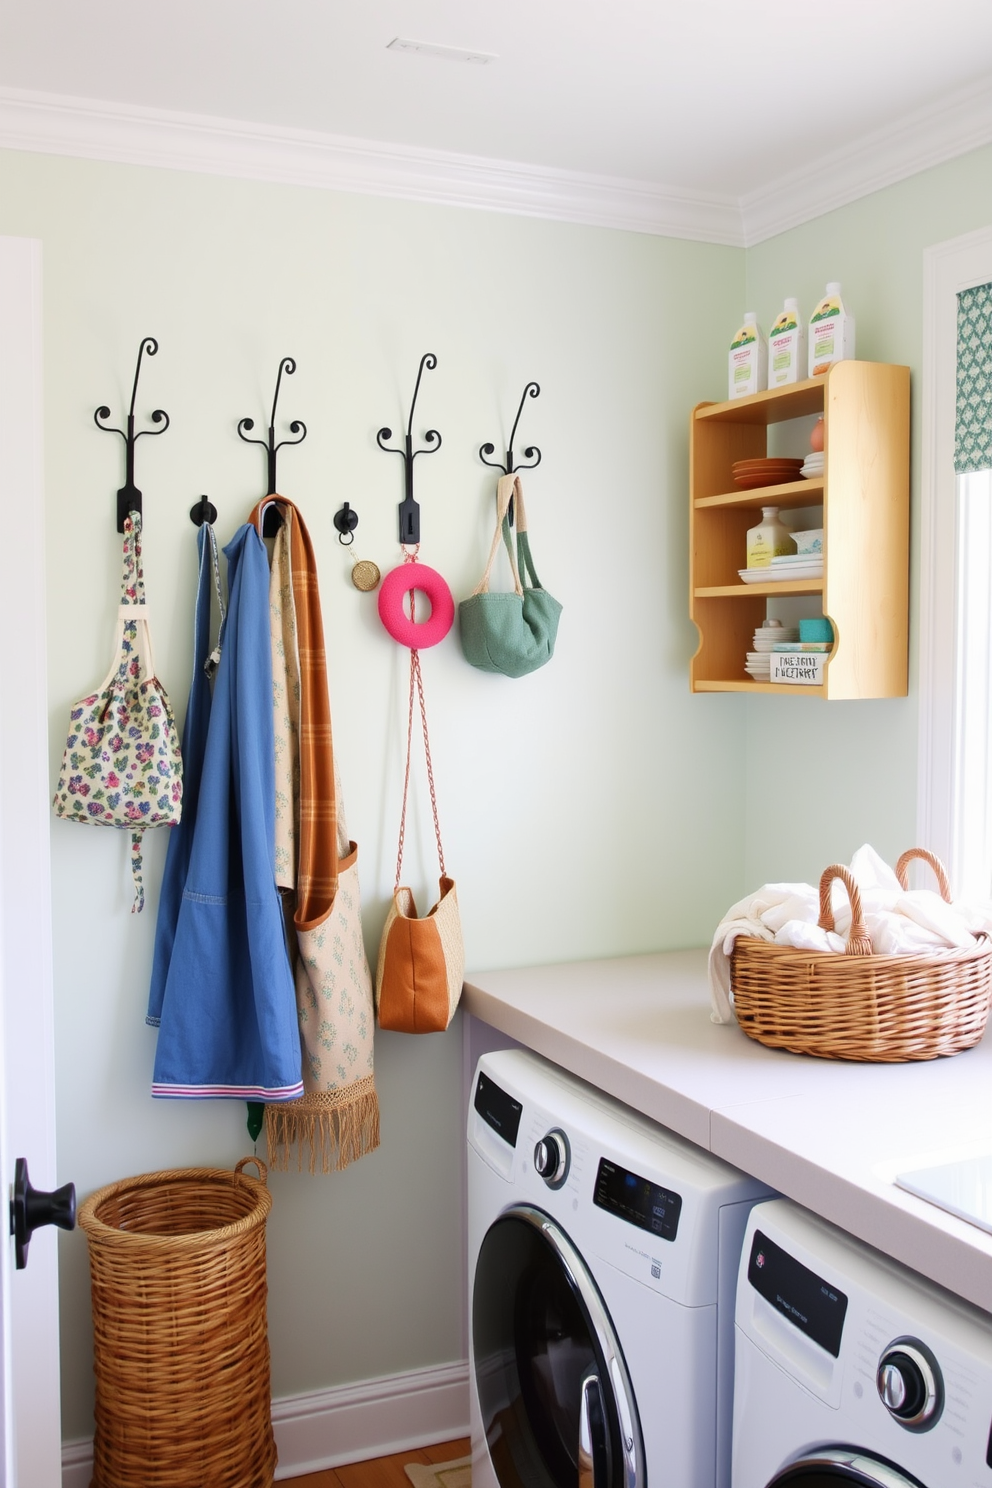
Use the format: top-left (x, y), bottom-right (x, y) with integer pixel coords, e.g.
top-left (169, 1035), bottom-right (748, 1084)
top-left (918, 225), bottom-right (992, 890)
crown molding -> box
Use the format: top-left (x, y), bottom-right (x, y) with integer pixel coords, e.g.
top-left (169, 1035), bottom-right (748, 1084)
top-left (741, 73), bottom-right (992, 246)
top-left (3, 79), bottom-right (990, 250)
top-left (0, 86), bottom-right (744, 245)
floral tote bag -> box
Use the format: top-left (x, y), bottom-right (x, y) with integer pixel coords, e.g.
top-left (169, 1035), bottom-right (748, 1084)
top-left (53, 510), bottom-right (183, 911)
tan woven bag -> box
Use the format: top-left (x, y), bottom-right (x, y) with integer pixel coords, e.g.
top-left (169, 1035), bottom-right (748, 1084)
top-left (375, 647), bottom-right (464, 1033)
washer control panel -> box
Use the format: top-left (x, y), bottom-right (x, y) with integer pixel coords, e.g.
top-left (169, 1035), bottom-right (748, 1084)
top-left (876, 1338), bottom-right (943, 1431)
top-left (594, 1158), bottom-right (683, 1242)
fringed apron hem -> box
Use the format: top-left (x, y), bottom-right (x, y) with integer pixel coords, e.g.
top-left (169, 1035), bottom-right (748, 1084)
top-left (265, 1077), bottom-right (381, 1174)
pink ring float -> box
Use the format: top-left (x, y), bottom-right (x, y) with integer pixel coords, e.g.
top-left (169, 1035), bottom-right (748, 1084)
top-left (377, 561), bottom-right (454, 649)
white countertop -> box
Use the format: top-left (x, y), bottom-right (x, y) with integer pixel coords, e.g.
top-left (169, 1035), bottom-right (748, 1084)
top-left (462, 948), bottom-right (992, 1314)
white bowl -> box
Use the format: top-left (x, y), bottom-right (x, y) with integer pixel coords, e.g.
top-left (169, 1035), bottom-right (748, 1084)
top-left (790, 528), bottom-right (823, 555)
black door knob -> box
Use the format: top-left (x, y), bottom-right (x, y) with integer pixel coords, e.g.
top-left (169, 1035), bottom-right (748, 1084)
top-left (9, 1157), bottom-right (76, 1270)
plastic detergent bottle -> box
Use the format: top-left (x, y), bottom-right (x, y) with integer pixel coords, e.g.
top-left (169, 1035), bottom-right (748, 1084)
top-left (746, 507), bottom-right (795, 568)
top-left (729, 312), bottom-right (767, 399)
top-left (768, 298), bottom-right (806, 387)
top-left (808, 283), bottom-right (856, 377)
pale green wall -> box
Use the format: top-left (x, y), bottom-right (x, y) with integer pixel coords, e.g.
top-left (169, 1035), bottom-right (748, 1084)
top-left (0, 149), bottom-right (744, 1440)
top-left (742, 145), bottom-right (992, 888)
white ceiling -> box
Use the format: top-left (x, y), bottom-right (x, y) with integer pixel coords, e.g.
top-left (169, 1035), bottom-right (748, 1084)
top-left (3, 1), bottom-right (992, 214)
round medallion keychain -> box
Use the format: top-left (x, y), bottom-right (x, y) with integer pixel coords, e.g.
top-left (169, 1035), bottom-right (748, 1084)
top-left (350, 556), bottom-right (381, 592)
top-left (333, 502), bottom-right (381, 591)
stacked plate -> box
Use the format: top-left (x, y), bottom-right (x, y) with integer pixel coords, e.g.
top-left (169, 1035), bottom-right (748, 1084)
top-left (769, 552), bottom-right (824, 580)
top-left (739, 563), bottom-right (822, 583)
top-left (801, 451), bottom-right (824, 480)
top-left (732, 457), bottom-right (805, 490)
top-left (747, 622), bottom-right (798, 681)
top-left (751, 624), bottom-right (798, 652)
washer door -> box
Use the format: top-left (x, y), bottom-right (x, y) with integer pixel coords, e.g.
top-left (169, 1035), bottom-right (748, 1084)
top-left (769, 1449), bottom-right (927, 1487)
top-left (472, 1204), bottom-right (643, 1488)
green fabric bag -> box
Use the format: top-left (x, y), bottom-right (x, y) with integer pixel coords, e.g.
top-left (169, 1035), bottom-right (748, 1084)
top-left (459, 474), bottom-right (562, 679)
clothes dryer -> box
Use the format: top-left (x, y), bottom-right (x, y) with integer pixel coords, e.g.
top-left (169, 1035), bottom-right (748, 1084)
top-left (732, 1198), bottom-right (992, 1487)
top-left (468, 1049), bottom-right (772, 1488)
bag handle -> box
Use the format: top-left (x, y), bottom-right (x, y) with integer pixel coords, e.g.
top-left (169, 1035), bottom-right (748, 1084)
top-left (471, 475), bottom-right (524, 598)
top-left (202, 521), bottom-right (226, 678)
top-left (235, 1155), bottom-right (268, 1185)
top-left (394, 623), bottom-right (446, 892)
top-left (105, 510), bottom-right (157, 682)
top-left (817, 864), bottom-right (874, 956)
top-left (895, 848), bottom-right (952, 901)
top-left (118, 513), bottom-right (156, 914)
top-left (500, 477), bottom-right (548, 593)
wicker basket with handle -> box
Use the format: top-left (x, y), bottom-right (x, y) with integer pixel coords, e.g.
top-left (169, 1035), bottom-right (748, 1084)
top-left (730, 849), bottom-right (992, 1062)
top-left (77, 1156), bottom-right (275, 1488)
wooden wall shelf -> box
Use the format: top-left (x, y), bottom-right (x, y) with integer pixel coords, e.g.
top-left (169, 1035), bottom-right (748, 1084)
top-left (688, 361), bottom-right (910, 700)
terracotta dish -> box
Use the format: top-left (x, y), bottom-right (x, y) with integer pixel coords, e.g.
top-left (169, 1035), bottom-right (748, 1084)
top-left (732, 457), bottom-right (805, 470)
top-left (732, 456), bottom-right (804, 490)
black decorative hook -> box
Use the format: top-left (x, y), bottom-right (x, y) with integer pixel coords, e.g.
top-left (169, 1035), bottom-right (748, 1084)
top-left (189, 494), bottom-right (218, 527)
top-left (238, 357), bottom-right (306, 531)
top-left (479, 381), bottom-right (541, 476)
top-left (479, 381), bottom-right (541, 526)
top-left (94, 336), bottom-right (170, 532)
top-left (376, 352), bottom-right (442, 545)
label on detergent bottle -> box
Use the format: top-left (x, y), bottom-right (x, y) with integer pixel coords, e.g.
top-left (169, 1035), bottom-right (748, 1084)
top-left (808, 283), bottom-right (855, 377)
top-left (729, 313), bottom-right (768, 400)
top-left (768, 299), bottom-right (806, 387)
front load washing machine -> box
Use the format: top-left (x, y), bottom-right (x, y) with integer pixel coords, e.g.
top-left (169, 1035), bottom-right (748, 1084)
top-left (468, 1049), bottom-right (773, 1488)
top-left (732, 1198), bottom-right (992, 1487)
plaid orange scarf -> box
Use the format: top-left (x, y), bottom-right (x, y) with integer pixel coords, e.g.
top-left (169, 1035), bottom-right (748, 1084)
top-left (250, 498), bottom-right (379, 1172)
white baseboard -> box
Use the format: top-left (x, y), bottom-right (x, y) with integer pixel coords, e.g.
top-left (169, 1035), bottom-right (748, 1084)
top-left (60, 1438), bottom-right (93, 1488)
top-left (61, 1359), bottom-right (470, 1486)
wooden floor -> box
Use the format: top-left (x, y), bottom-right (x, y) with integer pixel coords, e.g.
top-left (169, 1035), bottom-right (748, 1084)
top-left (290, 1437), bottom-right (470, 1488)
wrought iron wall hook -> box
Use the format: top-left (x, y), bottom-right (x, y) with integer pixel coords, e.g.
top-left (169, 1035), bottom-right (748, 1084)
top-left (238, 356), bottom-right (306, 532)
top-left (479, 381), bottom-right (541, 525)
top-left (94, 336), bottom-right (170, 532)
top-left (189, 494), bottom-right (218, 527)
top-left (376, 352), bottom-right (442, 545)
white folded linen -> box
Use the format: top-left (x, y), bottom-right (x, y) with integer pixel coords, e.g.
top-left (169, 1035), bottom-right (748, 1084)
top-left (709, 844), bottom-right (991, 1025)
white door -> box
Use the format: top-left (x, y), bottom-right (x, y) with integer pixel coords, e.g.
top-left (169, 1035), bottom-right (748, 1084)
top-left (0, 236), bottom-right (65, 1484)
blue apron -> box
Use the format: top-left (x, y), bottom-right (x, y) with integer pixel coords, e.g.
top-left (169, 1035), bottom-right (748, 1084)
top-left (149, 522), bottom-right (303, 1100)
top-left (148, 523), bottom-right (218, 1026)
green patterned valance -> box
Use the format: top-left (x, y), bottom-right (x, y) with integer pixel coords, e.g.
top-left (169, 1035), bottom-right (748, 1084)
top-left (956, 281), bottom-right (992, 474)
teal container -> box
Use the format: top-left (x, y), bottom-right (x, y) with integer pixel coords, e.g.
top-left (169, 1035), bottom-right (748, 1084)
top-left (799, 617), bottom-right (834, 643)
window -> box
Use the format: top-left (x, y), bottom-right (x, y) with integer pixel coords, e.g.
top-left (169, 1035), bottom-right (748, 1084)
top-left (919, 229), bottom-right (992, 899)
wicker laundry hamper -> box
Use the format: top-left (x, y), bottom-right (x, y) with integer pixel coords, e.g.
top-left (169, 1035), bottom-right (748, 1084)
top-left (730, 849), bottom-right (992, 1062)
top-left (77, 1156), bottom-right (276, 1488)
